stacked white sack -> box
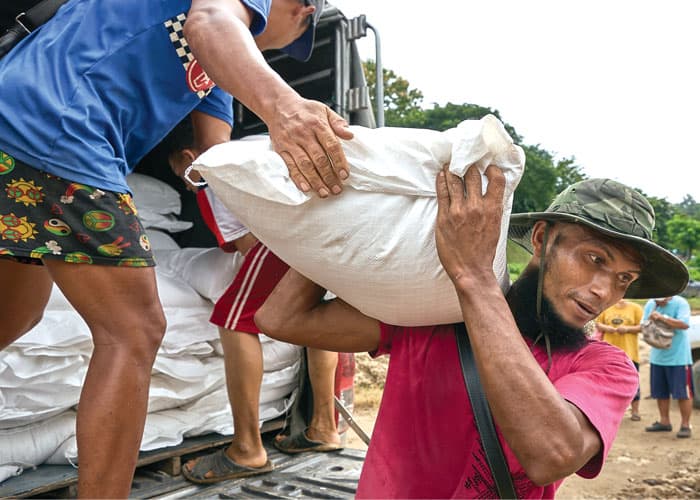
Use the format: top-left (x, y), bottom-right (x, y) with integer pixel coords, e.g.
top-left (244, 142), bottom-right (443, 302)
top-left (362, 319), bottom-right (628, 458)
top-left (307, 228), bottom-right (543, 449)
top-left (194, 115), bottom-right (525, 326)
top-left (0, 247), bottom-right (302, 475)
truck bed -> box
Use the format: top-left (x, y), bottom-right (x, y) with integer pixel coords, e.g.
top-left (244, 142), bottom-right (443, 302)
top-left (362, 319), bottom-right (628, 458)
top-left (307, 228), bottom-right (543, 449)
top-left (0, 425), bottom-right (365, 499)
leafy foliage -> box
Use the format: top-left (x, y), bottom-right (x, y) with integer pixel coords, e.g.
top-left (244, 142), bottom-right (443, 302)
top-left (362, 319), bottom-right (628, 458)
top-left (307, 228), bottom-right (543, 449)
top-left (646, 196), bottom-right (676, 249)
top-left (667, 214), bottom-right (700, 261)
top-left (361, 60), bottom-right (700, 277)
top-left (678, 195), bottom-right (700, 218)
top-left (363, 60), bottom-right (424, 127)
top-left (513, 145), bottom-right (584, 214)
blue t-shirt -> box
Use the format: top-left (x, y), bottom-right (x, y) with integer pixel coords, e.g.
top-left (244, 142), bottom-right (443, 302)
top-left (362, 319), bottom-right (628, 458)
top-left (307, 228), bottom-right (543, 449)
top-left (0, 0), bottom-right (270, 193)
top-left (644, 296), bottom-right (692, 366)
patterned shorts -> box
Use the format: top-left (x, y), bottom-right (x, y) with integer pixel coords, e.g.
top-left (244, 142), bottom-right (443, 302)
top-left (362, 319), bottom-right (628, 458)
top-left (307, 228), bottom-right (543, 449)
top-left (0, 151), bottom-right (155, 267)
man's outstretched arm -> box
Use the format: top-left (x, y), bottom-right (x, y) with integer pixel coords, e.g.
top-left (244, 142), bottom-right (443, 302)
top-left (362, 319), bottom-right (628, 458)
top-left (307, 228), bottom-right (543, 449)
top-left (255, 269), bottom-right (381, 353)
top-left (185, 0), bottom-right (353, 197)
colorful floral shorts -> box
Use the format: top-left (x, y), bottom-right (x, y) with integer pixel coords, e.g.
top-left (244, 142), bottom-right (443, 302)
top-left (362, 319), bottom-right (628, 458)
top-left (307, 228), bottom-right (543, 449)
top-left (0, 151), bottom-right (155, 267)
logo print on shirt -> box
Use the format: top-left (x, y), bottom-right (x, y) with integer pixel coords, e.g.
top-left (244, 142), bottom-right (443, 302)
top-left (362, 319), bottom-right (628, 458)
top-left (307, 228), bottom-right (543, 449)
top-left (164, 13), bottom-right (214, 98)
top-left (186, 60), bottom-right (214, 94)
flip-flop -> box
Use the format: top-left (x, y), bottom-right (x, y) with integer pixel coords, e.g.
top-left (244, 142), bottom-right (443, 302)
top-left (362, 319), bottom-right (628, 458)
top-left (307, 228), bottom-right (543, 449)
top-left (273, 429), bottom-right (343, 454)
top-left (181, 448), bottom-right (273, 484)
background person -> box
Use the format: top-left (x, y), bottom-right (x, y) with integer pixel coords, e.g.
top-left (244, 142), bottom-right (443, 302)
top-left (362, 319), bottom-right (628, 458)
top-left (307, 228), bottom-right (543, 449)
top-left (0, 0), bottom-right (349, 496)
top-left (166, 113), bottom-right (342, 483)
top-left (596, 299), bottom-right (644, 420)
top-left (643, 295), bottom-right (693, 438)
top-left (255, 173), bottom-right (689, 498)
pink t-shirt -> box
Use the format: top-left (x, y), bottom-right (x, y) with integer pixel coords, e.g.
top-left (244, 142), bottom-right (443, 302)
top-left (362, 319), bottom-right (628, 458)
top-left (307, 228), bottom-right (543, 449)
top-left (356, 323), bottom-right (638, 499)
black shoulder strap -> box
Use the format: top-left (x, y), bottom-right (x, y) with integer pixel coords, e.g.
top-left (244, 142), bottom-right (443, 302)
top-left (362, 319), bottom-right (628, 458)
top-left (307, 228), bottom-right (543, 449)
top-left (0, 0), bottom-right (67, 59)
top-left (15, 0), bottom-right (68, 32)
top-left (455, 322), bottom-right (518, 500)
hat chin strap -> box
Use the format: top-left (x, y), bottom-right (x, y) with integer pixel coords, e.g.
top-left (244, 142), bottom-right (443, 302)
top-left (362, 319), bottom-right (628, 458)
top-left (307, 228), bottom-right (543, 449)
top-left (533, 222), bottom-right (553, 373)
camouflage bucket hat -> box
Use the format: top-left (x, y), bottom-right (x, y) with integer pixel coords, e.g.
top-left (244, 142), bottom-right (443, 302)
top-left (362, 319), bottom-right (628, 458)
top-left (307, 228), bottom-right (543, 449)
top-left (508, 178), bottom-right (689, 298)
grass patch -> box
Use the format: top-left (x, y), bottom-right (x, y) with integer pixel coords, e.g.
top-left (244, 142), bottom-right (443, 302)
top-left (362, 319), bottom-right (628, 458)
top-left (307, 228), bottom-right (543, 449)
top-left (353, 385), bottom-right (384, 411)
top-left (507, 240), bottom-right (531, 281)
top-left (686, 296), bottom-right (700, 314)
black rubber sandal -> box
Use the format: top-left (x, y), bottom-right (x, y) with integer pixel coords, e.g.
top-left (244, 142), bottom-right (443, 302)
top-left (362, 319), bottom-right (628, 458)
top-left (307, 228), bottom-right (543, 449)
top-left (273, 429), bottom-right (343, 454)
top-left (181, 449), bottom-right (273, 484)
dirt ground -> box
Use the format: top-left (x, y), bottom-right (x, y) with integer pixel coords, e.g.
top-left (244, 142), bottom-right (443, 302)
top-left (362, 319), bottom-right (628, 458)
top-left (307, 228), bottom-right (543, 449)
top-left (344, 341), bottom-right (700, 499)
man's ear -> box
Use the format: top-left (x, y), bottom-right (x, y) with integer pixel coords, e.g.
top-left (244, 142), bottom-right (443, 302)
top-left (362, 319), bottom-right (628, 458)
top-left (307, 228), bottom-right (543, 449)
top-left (168, 148), bottom-right (197, 176)
top-left (530, 220), bottom-right (549, 258)
top-left (296, 2), bottom-right (315, 21)
top-left (180, 148), bottom-right (197, 164)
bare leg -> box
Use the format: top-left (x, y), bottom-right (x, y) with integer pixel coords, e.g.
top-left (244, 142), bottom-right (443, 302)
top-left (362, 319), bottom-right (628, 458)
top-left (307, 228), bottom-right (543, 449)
top-left (221, 329), bottom-right (268, 467)
top-left (306, 348), bottom-right (340, 445)
top-left (182, 328), bottom-right (267, 479)
top-left (0, 259), bottom-right (53, 349)
top-left (45, 260), bottom-right (166, 498)
top-left (656, 398), bottom-right (671, 426)
top-left (678, 398), bottom-right (692, 428)
top-left (630, 399), bottom-right (640, 418)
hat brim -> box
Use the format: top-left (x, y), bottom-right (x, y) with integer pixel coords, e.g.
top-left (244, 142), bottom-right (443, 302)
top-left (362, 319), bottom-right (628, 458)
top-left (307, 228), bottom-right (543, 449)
top-left (508, 212), bottom-right (689, 299)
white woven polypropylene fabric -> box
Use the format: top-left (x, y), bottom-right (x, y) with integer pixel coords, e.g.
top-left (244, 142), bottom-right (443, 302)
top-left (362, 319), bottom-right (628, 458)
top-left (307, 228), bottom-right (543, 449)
top-left (194, 115), bottom-right (525, 326)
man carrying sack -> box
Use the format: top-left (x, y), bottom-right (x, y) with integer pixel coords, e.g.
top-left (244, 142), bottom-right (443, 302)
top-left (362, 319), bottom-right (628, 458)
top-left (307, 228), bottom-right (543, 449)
top-left (254, 173), bottom-right (689, 498)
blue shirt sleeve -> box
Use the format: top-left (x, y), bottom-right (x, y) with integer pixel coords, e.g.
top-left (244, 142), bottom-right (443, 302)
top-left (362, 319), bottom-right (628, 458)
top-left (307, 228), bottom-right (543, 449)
top-left (642, 299), bottom-right (654, 321)
top-left (673, 297), bottom-right (691, 327)
top-left (196, 87), bottom-right (234, 126)
top-left (242, 0), bottom-right (271, 35)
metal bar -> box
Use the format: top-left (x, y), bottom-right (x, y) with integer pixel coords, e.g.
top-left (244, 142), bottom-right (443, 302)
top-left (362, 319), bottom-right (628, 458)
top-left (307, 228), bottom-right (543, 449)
top-left (334, 396), bottom-right (371, 446)
top-left (366, 23), bottom-right (384, 127)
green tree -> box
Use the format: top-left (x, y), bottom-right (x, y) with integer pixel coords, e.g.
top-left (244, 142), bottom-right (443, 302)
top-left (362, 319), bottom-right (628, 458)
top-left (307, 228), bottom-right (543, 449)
top-left (361, 61), bottom-right (585, 213)
top-left (363, 60), bottom-right (424, 126)
top-left (645, 196), bottom-right (676, 249)
top-left (512, 145), bottom-right (584, 213)
top-left (678, 195), bottom-right (700, 219)
top-left (419, 102), bottom-right (521, 141)
top-left (666, 214), bottom-right (700, 261)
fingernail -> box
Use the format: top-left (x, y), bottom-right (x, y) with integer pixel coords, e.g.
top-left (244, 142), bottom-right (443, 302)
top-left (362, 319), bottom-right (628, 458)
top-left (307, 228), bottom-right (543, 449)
top-left (339, 170), bottom-right (349, 180)
top-left (319, 188), bottom-right (329, 197)
top-left (331, 185), bottom-right (342, 194)
top-left (301, 182), bottom-right (310, 191)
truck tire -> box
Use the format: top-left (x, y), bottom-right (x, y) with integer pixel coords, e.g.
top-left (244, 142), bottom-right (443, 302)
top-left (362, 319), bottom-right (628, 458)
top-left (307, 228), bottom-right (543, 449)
top-left (693, 361), bottom-right (700, 409)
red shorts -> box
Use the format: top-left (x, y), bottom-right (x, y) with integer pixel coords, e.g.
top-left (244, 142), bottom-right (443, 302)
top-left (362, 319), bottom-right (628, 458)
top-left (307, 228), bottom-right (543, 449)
top-left (210, 242), bottom-right (289, 333)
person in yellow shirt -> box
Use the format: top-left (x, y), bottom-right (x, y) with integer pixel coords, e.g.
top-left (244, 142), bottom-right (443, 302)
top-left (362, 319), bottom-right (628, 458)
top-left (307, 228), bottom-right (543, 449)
top-left (596, 299), bottom-right (644, 420)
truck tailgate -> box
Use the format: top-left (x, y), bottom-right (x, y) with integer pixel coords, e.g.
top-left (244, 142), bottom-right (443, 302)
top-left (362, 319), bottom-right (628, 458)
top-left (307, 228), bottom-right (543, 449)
top-left (0, 432), bottom-right (365, 498)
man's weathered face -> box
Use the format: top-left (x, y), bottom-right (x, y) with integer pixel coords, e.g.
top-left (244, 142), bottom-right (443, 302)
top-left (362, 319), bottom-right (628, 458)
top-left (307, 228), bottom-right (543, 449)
top-left (537, 222), bottom-right (642, 329)
top-left (508, 222), bottom-right (642, 351)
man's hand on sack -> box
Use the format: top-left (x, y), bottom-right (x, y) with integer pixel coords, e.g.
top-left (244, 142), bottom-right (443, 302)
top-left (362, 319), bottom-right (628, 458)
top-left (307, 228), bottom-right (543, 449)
top-left (435, 164), bottom-right (506, 287)
top-left (268, 96), bottom-right (353, 198)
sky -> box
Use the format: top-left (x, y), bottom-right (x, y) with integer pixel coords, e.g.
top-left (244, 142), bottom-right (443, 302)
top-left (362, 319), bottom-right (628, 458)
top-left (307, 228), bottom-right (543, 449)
top-left (330, 0), bottom-right (699, 204)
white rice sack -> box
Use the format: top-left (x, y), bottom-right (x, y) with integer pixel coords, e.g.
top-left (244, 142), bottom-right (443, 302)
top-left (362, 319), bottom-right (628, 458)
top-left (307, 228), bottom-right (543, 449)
top-left (0, 410), bottom-right (76, 472)
top-left (194, 115), bottom-right (525, 326)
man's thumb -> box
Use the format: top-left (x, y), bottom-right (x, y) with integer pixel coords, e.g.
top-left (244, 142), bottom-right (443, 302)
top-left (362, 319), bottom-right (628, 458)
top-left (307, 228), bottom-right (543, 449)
top-left (327, 108), bottom-right (354, 140)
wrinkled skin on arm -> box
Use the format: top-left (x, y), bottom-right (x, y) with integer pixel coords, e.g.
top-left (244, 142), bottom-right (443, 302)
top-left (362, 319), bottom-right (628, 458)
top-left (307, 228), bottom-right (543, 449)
top-left (434, 165), bottom-right (603, 486)
top-left (255, 269), bottom-right (381, 353)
